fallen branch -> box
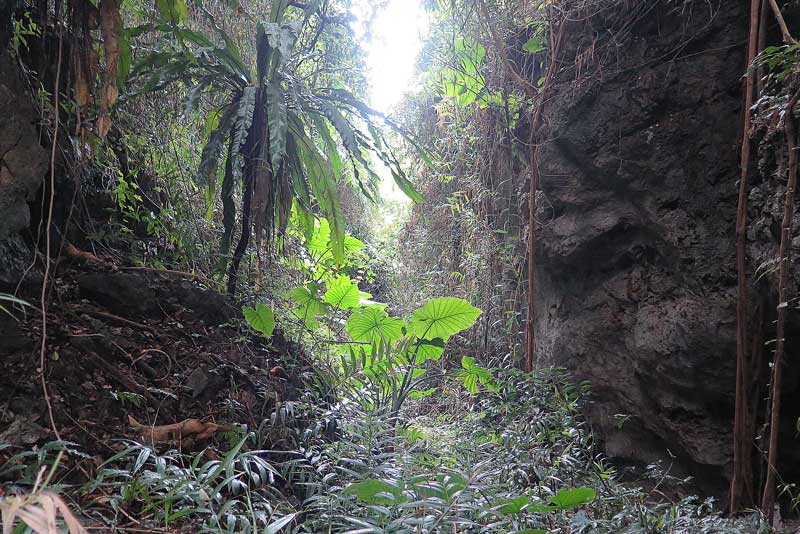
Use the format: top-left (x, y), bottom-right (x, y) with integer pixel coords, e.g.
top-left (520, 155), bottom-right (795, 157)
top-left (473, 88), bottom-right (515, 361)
top-left (119, 266), bottom-right (216, 286)
top-left (128, 415), bottom-right (230, 449)
top-left (74, 307), bottom-right (158, 334)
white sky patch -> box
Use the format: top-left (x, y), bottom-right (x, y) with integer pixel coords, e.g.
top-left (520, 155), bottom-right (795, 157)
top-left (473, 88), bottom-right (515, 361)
top-left (351, 0), bottom-right (429, 202)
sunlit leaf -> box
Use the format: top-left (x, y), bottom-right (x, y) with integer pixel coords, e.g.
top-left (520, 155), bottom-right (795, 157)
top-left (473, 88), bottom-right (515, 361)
top-left (410, 297), bottom-right (482, 340)
top-left (346, 307), bottom-right (405, 344)
top-left (324, 276), bottom-right (361, 310)
top-left (290, 286), bottom-right (327, 328)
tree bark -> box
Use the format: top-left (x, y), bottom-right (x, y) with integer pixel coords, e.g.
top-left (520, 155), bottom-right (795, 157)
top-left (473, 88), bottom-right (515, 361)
top-left (729, 0), bottom-right (761, 513)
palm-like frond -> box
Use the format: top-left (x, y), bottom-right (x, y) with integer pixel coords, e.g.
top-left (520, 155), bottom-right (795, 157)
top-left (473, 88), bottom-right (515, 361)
top-left (131, 0), bottom-right (425, 293)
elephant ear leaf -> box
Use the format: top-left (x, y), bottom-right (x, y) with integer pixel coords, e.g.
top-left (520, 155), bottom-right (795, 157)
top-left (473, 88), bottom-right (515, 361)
top-left (324, 276), bottom-right (361, 310)
top-left (346, 306), bottom-right (405, 344)
top-left (410, 297), bottom-right (482, 340)
top-left (243, 303), bottom-right (275, 338)
top-left (290, 286), bottom-right (327, 328)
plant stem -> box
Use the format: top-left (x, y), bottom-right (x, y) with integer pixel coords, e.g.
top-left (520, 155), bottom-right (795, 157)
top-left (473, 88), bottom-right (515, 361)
top-left (761, 90), bottom-right (799, 523)
top-left (730, 0), bottom-right (761, 513)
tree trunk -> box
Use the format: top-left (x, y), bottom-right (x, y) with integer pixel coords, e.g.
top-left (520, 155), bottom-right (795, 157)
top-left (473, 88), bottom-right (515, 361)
top-left (729, 0), bottom-right (761, 513)
top-left (761, 92), bottom-right (799, 523)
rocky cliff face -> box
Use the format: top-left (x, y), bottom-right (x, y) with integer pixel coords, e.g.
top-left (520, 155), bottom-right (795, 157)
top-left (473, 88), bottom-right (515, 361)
top-left (0, 51), bottom-right (48, 241)
top-left (0, 47), bottom-right (48, 290)
top-left (535, 1), bottom-right (748, 493)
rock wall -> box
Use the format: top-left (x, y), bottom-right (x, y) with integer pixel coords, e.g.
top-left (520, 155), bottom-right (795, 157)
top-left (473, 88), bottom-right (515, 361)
top-left (535, 1), bottom-right (748, 493)
top-left (0, 51), bottom-right (48, 240)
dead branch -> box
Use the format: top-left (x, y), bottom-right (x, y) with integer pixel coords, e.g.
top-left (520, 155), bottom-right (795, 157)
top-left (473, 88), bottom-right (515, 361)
top-left (768, 0), bottom-right (798, 45)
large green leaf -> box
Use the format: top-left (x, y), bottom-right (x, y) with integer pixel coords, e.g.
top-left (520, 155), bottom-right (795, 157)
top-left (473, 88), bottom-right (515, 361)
top-left (549, 487), bottom-right (596, 509)
top-left (523, 35), bottom-right (546, 54)
top-left (415, 338), bottom-right (445, 363)
top-left (232, 86), bottom-right (257, 169)
top-left (324, 275), bottom-right (360, 310)
top-left (455, 38), bottom-right (485, 75)
top-left (346, 307), bottom-right (405, 344)
top-left (494, 495), bottom-right (531, 514)
top-left (410, 298), bottom-right (482, 340)
top-left (343, 479), bottom-right (405, 506)
top-left (290, 118), bottom-right (345, 262)
top-left (155, 0), bottom-right (188, 24)
top-left (242, 303), bottom-right (275, 338)
top-left (266, 80), bottom-right (288, 171)
top-left (368, 128), bottom-right (423, 204)
top-left (310, 114), bottom-right (342, 182)
top-left (290, 286), bottom-right (327, 328)
top-left (531, 487), bottom-right (597, 512)
top-left (197, 105), bottom-right (236, 186)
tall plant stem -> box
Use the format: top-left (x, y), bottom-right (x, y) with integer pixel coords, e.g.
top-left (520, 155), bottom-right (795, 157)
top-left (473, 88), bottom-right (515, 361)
top-left (730, 0), bottom-right (761, 513)
top-left (227, 170), bottom-right (254, 297)
top-left (40, 19), bottom-right (64, 442)
top-left (525, 137), bottom-right (538, 372)
top-left (761, 91), bottom-right (799, 523)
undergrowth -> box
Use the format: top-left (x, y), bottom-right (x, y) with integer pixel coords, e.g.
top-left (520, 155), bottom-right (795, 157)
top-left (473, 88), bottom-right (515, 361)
top-left (2, 369), bottom-right (766, 533)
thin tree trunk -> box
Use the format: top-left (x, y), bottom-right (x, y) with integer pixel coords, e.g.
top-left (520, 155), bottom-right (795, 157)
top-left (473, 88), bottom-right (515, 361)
top-left (227, 167), bottom-right (254, 297)
top-left (524, 139), bottom-right (538, 372)
top-left (761, 92), bottom-right (799, 523)
top-left (730, 0), bottom-right (761, 513)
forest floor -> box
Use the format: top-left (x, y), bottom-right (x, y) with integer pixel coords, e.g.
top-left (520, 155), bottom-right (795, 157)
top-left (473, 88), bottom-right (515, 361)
top-left (0, 262), bottom-right (778, 533)
top-left (0, 262), bottom-right (314, 529)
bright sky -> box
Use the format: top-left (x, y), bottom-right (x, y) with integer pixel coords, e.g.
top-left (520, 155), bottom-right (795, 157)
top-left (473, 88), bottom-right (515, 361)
top-left (351, 0), bottom-right (429, 202)
top-left (351, 0), bottom-right (429, 114)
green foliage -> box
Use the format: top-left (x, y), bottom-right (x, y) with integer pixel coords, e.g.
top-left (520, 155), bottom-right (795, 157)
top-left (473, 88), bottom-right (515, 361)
top-left (132, 0), bottom-right (425, 279)
top-left (333, 297), bottom-right (483, 416)
top-left (323, 275), bottom-right (361, 310)
top-left (342, 479), bottom-right (405, 506)
top-left (345, 306), bottom-right (405, 344)
top-left (284, 368), bottom-right (764, 533)
top-left (154, 0), bottom-right (188, 24)
top-left (409, 296), bottom-right (482, 340)
top-left (440, 38), bottom-right (487, 107)
top-left (85, 436), bottom-right (297, 532)
top-left (11, 11), bottom-right (40, 53)
top-left (755, 44), bottom-right (800, 84)
top-left (522, 35), bottom-right (546, 54)
top-left (455, 355), bottom-right (496, 393)
top-left (243, 303), bottom-right (276, 338)
top-left (290, 285), bottom-right (327, 328)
